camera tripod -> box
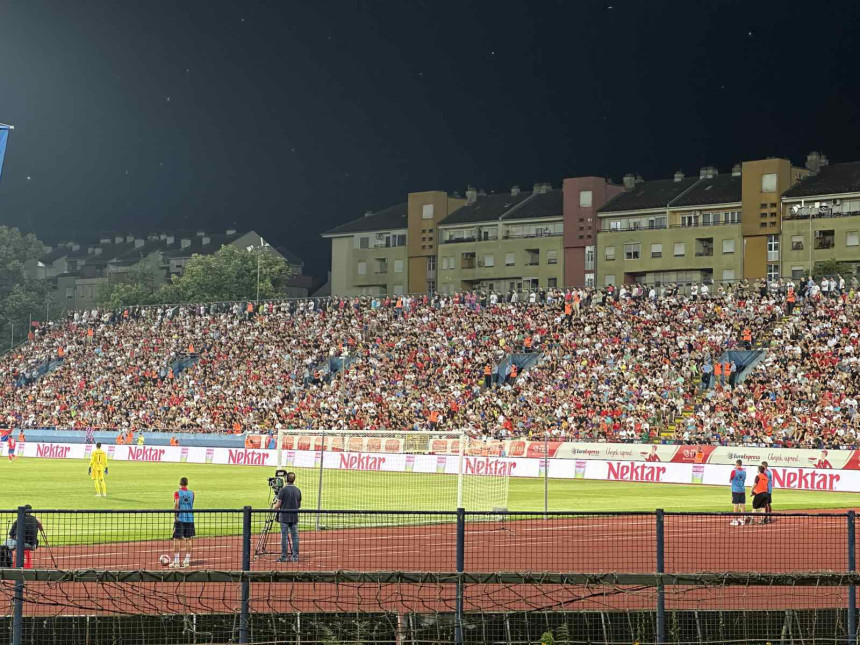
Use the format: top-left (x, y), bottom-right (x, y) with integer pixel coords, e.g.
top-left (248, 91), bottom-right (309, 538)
top-left (254, 492), bottom-right (278, 561)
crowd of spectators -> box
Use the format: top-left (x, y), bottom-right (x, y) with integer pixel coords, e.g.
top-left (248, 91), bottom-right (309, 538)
top-left (1, 276), bottom-right (858, 448)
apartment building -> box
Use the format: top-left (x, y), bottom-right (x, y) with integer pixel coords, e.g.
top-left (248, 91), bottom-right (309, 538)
top-left (322, 192), bottom-right (465, 296)
top-left (781, 155), bottom-right (860, 280)
top-left (563, 177), bottom-right (624, 287)
top-left (596, 159), bottom-right (809, 286)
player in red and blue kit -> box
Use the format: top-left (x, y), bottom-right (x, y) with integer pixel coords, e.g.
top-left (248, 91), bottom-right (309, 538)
top-left (729, 459), bottom-right (747, 525)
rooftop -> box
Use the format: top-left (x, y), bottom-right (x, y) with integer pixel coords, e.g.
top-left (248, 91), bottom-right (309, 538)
top-left (599, 177), bottom-right (699, 214)
top-left (323, 203), bottom-right (408, 236)
top-left (782, 162), bottom-right (860, 198)
top-left (670, 174), bottom-right (742, 207)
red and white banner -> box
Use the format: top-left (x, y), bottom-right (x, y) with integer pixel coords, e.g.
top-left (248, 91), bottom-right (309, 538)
top-left (7, 441), bottom-right (860, 493)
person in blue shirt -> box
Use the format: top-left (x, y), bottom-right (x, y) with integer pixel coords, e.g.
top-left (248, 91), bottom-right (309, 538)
top-left (172, 477), bottom-right (195, 568)
top-left (762, 461), bottom-right (774, 524)
top-left (729, 459), bottom-right (747, 526)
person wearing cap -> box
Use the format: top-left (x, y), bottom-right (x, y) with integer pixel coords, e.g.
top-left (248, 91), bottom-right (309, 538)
top-left (5, 504), bottom-right (42, 569)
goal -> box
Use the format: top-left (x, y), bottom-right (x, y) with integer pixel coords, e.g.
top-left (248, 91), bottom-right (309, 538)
top-left (274, 429), bottom-right (511, 518)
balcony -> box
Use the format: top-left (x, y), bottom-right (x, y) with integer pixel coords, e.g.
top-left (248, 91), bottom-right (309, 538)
top-left (672, 220), bottom-right (737, 228)
top-left (441, 236), bottom-right (477, 244)
top-left (601, 223), bottom-right (667, 233)
top-left (814, 231), bottom-right (835, 250)
top-left (694, 250), bottom-right (714, 257)
top-left (784, 209), bottom-right (860, 221)
top-left (503, 231), bottom-right (562, 239)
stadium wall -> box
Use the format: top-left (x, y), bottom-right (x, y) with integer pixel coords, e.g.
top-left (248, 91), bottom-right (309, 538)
top-left (4, 441), bottom-right (858, 493)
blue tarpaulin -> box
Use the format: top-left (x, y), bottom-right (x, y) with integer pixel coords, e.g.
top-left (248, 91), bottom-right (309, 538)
top-left (0, 126), bottom-right (10, 182)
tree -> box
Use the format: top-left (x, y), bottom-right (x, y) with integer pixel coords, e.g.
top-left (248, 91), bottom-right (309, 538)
top-left (813, 260), bottom-right (857, 281)
top-left (0, 226), bottom-right (50, 346)
top-left (96, 254), bottom-right (167, 308)
top-left (169, 244), bottom-right (293, 303)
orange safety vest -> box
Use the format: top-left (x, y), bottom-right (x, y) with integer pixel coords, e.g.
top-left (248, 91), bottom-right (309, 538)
top-left (484, 365), bottom-right (491, 376)
top-left (524, 337), bottom-right (533, 348)
top-left (188, 344), bottom-right (195, 354)
top-left (753, 472), bottom-right (769, 495)
top-left (742, 329), bottom-right (752, 342)
top-left (510, 365), bottom-right (518, 378)
top-left (429, 411), bottom-right (439, 423)
top-left (723, 362), bottom-right (730, 376)
top-left (694, 451), bottom-right (704, 464)
top-left (787, 292), bottom-right (796, 303)
top-left (564, 303), bottom-right (572, 315)
top-left (714, 363), bottom-right (723, 376)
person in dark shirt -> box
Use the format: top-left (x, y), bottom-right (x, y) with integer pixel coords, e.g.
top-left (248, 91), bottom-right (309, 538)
top-left (273, 472), bottom-right (302, 562)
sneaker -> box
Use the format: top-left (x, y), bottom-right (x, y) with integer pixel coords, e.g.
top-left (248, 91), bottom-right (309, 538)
top-left (169, 561), bottom-right (180, 569)
top-left (291, 555), bottom-right (299, 562)
top-left (181, 559), bottom-right (190, 568)
top-left (276, 557), bottom-right (288, 562)
top-left (730, 519), bottom-right (738, 526)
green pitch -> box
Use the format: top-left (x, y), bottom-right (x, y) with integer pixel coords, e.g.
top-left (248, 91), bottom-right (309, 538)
top-left (1, 458), bottom-right (855, 545)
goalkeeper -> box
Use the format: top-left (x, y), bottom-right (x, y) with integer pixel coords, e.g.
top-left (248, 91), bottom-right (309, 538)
top-left (88, 442), bottom-right (108, 497)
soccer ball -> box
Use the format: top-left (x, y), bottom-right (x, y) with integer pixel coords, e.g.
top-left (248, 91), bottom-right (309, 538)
top-left (159, 554), bottom-right (171, 566)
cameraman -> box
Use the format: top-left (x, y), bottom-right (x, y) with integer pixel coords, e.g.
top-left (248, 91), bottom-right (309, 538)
top-left (5, 504), bottom-right (42, 568)
top-left (272, 472), bottom-right (301, 562)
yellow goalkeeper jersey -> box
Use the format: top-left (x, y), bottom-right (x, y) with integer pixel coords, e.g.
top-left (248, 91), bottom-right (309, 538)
top-left (90, 449), bottom-right (107, 470)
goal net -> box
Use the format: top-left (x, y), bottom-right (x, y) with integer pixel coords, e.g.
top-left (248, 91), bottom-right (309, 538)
top-left (274, 430), bottom-right (510, 521)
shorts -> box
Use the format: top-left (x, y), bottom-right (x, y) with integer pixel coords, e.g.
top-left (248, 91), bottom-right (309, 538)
top-left (765, 493), bottom-right (772, 505)
top-left (752, 492), bottom-right (769, 510)
top-left (731, 492), bottom-right (746, 505)
top-left (172, 521), bottom-right (196, 540)
top-left (91, 469), bottom-right (104, 481)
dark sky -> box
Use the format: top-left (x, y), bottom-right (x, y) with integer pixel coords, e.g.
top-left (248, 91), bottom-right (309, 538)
top-left (1, 1), bottom-right (858, 279)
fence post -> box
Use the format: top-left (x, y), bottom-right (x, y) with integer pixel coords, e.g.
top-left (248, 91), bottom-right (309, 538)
top-left (656, 509), bottom-right (665, 645)
top-left (316, 431), bottom-right (325, 531)
top-left (455, 507), bottom-right (465, 645)
top-left (12, 505), bottom-right (26, 645)
top-left (849, 511), bottom-right (857, 645)
top-left (239, 506), bottom-right (252, 644)
top-left (543, 432), bottom-right (549, 521)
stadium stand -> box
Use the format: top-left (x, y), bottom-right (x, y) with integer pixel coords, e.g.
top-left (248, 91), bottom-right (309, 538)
top-left (1, 277), bottom-right (858, 447)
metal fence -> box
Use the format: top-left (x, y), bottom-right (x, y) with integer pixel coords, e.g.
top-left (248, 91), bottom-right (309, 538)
top-left (1, 507), bottom-right (859, 644)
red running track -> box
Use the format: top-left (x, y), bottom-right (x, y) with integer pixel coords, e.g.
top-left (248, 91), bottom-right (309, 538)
top-left (3, 513), bottom-right (856, 616)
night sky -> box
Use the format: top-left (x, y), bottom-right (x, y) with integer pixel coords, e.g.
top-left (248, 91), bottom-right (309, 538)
top-left (1, 0), bottom-right (858, 279)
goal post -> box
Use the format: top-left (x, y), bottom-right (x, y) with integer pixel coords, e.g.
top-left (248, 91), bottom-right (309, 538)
top-left (274, 429), bottom-right (510, 517)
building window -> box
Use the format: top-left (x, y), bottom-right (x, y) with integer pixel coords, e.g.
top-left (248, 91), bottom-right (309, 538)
top-left (814, 230), bottom-right (835, 249)
top-left (604, 274), bottom-right (616, 286)
top-left (483, 254), bottom-right (495, 267)
top-left (579, 190), bottom-right (593, 208)
top-left (791, 235), bottom-right (804, 251)
top-left (767, 235), bottom-right (779, 261)
top-left (651, 243), bottom-right (662, 258)
top-left (394, 259), bottom-right (404, 273)
top-left (605, 246), bottom-right (616, 261)
top-left (427, 256), bottom-right (436, 272)
top-left (695, 238), bottom-right (714, 257)
top-left (585, 246), bottom-right (595, 270)
top-left (767, 263), bottom-right (779, 282)
top-left (847, 231), bottom-right (860, 247)
top-left (393, 285), bottom-right (405, 295)
top-left (505, 252), bottom-right (515, 266)
top-left (359, 236), bottom-right (369, 249)
top-left (624, 243), bottom-right (641, 260)
top-left (584, 273), bottom-right (595, 287)
top-left (547, 250), bottom-right (558, 264)
top-left (426, 281), bottom-right (435, 293)
top-left (722, 269), bottom-right (735, 282)
top-left (547, 277), bottom-right (558, 288)
top-left (673, 242), bottom-right (686, 257)
top-left (761, 173), bottom-right (777, 193)
top-left (357, 261), bottom-right (367, 275)
top-left (460, 252), bottom-right (476, 269)
top-left (526, 249), bottom-right (540, 266)
top-left (722, 239), bottom-right (735, 254)
top-left (422, 204), bottom-right (434, 219)
top-left (791, 266), bottom-right (805, 280)
top-left (725, 211), bottom-right (740, 223)
top-left (681, 214), bottom-right (700, 228)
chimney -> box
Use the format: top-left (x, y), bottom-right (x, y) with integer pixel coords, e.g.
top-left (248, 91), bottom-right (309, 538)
top-left (226, 228), bottom-right (237, 235)
top-left (99, 237), bottom-right (111, 244)
top-left (623, 173), bottom-right (636, 190)
top-left (180, 238), bottom-right (192, 249)
top-left (699, 166), bottom-right (718, 179)
top-left (806, 151), bottom-right (821, 174)
top-left (94, 247), bottom-right (103, 256)
top-left (202, 235), bottom-right (211, 246)
top-left (532, 182), bottom-right (552, 194)
top-left (87, 247), bottom-right (94, 255)
top-left (732, 163), bottom-right (742, 177)
top-left (196, 230), bottom-right (205, 237)
top-left (364, 210), bottom-right (374, 218)
top-left (114, 235), bottom-right (123, 244)
top-left (821, 153), bottom-right (829, 168)
top-left (159, 233), bottom-right (167, 240)
top-left (511, 185), bottom-right (520, 196)
top-left (166, 235), bottom-right (175, 245)
top-left (71, 243), bottom-right (80, 251)
top-left (466, 186), bottom-right (478, 204)
top-left (634, 175), bottom-right (644, 185)
top-left (673, 170), bottom-right (685, 183)
top-left (134, 238), bottom-right (144, 248)
top-left (126, 235), bottom-right (134, 243)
